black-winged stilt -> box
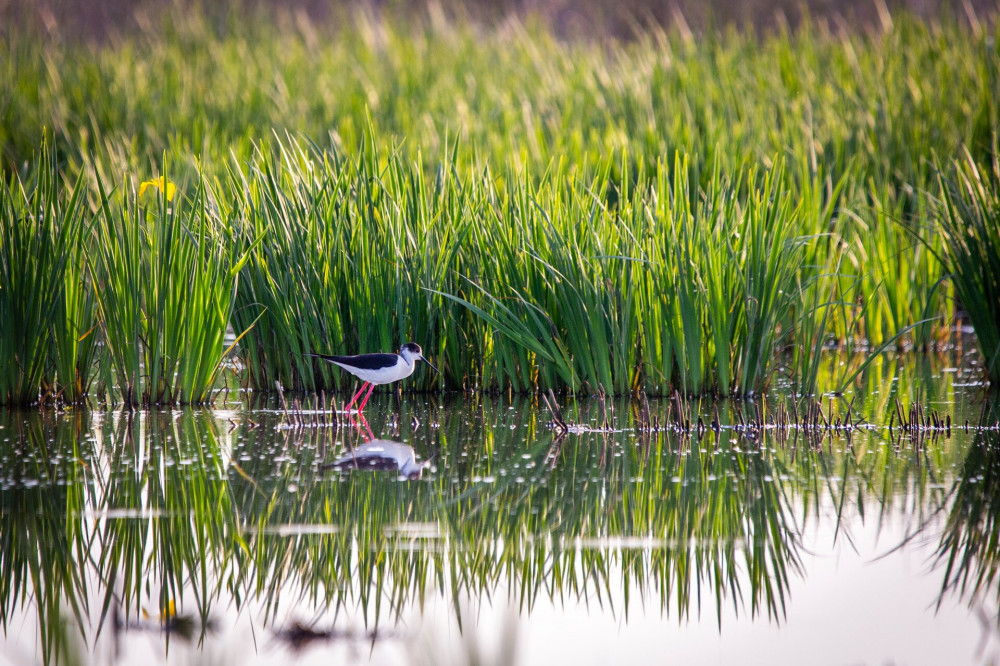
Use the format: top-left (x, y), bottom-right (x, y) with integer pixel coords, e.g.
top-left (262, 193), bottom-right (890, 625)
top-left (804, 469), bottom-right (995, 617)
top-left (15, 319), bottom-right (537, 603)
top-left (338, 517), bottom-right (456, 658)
top-left (306, 342), bottom-right (437, 416)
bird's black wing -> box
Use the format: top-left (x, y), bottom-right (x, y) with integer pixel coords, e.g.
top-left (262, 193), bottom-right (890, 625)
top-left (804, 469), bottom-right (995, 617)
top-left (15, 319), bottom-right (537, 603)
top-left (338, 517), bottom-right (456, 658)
top-left (305, 353), bottom-right (399, 370)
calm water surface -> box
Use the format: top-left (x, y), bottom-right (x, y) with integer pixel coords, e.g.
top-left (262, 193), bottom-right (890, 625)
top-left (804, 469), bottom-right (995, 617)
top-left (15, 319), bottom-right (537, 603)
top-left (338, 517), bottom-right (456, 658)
top-left (2, 354), bottom-right (999, 665)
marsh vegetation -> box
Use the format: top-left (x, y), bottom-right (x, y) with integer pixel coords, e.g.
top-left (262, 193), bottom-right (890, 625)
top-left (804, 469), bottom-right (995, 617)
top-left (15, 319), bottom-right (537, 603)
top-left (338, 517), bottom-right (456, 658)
top-left (2, 5), bottom-right (1000, 405)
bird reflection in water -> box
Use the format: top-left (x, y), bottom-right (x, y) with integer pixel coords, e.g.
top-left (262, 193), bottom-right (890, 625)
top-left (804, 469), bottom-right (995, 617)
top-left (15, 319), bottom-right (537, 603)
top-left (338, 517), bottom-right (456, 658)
top-left (324, 439), bottom-right (431, 479)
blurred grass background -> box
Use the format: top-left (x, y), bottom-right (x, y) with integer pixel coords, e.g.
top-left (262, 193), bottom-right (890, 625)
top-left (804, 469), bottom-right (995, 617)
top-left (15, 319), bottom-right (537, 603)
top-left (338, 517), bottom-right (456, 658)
top-left (7, 0), bottom-right (998, 42)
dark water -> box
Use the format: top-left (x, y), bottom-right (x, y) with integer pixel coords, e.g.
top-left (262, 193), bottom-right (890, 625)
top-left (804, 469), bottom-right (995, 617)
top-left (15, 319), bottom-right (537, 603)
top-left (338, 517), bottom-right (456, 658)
top-left (2, 353), bottom-right (999, 665)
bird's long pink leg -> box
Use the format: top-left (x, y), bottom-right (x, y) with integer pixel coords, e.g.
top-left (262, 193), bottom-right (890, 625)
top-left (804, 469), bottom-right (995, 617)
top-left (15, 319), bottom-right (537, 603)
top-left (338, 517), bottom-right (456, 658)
top-left (356, 383), bottom-right (377, 414)
top-left (354, 412), bottom-right (375, 441)
top-left (343, 382), bottom-right (370, 412)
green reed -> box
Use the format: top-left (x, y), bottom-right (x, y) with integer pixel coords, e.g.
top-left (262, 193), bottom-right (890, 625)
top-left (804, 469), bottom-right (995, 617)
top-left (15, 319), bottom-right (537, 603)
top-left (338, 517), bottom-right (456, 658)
top-left (935, 149), bottom-right (1000, 382)
top-left (630, 156), bottom-right (806, 396)
top-left (0, 145), bottom-right (91, 405)
top-left (731, 164), bottom-right (804, 394)
top-left (846, 179), bottom-right (949, 350)
top-left (5, 6), bottom-right (992, 186)
top-left (786, 166), bottom-right (847, 397)
top-left (446, 157), bottom-right (644, 394)
top-left (52, 214), bottom-right (99, 404)
top-left (3, 129), bottom-right (986, 400)
top-left (3, 6), bottom-right (997, 397)
top-left (92, 169), bottom-right (248, 405)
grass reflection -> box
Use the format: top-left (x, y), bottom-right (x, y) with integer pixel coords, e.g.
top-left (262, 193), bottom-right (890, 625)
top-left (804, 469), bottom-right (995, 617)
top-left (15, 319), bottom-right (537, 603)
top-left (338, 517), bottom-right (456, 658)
top-left (937, 396), bottom-right (1000, 615)
top-left (0, 412), bottom-right (91, 660)
top-left (0, 395), bottom-right (977, 663)
top-left (89, 411), bottom-right (242, 641)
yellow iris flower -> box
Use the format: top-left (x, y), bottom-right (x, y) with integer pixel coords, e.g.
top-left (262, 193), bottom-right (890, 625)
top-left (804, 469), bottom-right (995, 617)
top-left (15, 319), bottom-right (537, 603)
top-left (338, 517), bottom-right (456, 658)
top-left (138, 176), bottom-right (176, 202)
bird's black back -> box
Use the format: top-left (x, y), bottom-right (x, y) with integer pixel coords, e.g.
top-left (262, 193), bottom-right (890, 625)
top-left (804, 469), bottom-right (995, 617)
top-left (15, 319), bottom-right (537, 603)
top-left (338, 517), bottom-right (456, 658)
top-left (306, 352), bottom-right (400, 371)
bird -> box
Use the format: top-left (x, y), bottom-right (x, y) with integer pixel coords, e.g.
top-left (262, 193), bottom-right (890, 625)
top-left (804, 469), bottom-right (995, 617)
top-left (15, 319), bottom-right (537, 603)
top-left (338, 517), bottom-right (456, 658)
top-left (324, 439), bottom-right (431, 479)
top-left (305, 342), bottom-right (438, 416)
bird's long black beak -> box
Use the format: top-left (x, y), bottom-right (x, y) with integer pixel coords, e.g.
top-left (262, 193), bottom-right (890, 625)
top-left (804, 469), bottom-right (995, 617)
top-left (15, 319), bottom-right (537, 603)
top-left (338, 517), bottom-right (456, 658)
top-left (420, 355), bottom-right (439, 374)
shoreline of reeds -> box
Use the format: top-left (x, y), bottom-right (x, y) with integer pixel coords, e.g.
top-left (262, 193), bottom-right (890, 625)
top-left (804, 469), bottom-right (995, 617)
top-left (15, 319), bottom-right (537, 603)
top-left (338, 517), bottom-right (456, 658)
top-left (2, 135), bottom-right (997, 406)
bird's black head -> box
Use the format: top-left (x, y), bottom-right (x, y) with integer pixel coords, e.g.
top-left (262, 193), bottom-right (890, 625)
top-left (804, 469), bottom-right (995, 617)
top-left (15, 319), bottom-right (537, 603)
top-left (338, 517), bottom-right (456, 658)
top-left (399, 342), bottom-right (439, 373)
top-left (399, 342), bottom-right (423, 357)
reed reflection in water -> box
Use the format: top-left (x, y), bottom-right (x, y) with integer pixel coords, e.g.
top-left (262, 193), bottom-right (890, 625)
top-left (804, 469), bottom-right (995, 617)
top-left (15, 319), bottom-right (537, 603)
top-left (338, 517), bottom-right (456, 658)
top-left (0, 386), bottom-right (996, 664)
